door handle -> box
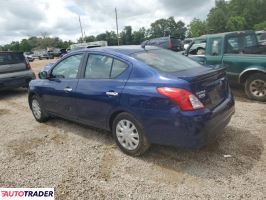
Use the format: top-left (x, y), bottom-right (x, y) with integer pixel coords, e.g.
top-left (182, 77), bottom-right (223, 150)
top-left (64, 87), bottom-right (72, 92)
top-left (106, 91), bottom-right (118, 96)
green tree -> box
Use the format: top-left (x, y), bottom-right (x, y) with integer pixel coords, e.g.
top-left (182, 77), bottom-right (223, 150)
top-left (132, 27), bottom-right (147, 44)
top-left (207, 0), bottom-right (229, 33)
top-left (149, 17), bottom-right (187, 39)
top-left (120, 26), bottom-right (133, 45)
top-left (83, 35), bottom-right (96, 42)
top-left (105, 31), bottom-right (117, 46)
top-left (226, 16), bottom-right (247, 31)
top-left (96, 33), bottom-right (107, 41)
top-left (254, 21), bottom-right (266, 31)
top-left (188, 18), bottom-right (207, 37)
top-left (19, 39), bottom-right (31, 52)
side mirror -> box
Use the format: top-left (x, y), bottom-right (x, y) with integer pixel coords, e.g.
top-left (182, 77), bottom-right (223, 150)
top-left (38, 71), bottom-right (49, 79)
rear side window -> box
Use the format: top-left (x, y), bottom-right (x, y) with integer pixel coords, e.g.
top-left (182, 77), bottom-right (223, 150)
top-left (0, 53), bottom-right (24, 65)
top-left (85, 54), bottom-right (128, 79)
top-left (225, 34), bottom-right (257, 53)
top-left (111, 59), bottom-right (128, 78)
top-left (132, 49), bottom-right (201, 72)
top-left (85, 55), bottom-right (113, 79)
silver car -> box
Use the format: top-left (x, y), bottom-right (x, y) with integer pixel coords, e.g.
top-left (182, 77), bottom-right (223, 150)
top-left (0, 51), bottom-right (35, 89)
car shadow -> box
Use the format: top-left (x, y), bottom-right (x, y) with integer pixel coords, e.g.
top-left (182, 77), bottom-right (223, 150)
top-left (43, 117), bottom-right (263, 181)
top-left (44, 118), bottom-right (114, 146)
top-left (139, 125), bottom-right (264, 180)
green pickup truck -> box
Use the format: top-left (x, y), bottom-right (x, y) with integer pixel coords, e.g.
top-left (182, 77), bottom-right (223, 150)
top-left (185, 30), bottom-right (266, 102)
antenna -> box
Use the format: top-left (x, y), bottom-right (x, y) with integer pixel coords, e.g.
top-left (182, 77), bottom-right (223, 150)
top-left (115, 8), bottom-right (119, 46)
top-left (79, 16), bottom-right (84, 42)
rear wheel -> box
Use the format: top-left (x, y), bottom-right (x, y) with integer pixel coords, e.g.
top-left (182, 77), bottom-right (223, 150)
top-left (112, 113), bottom-right (150, 156)
top-left (30, 95), bottom-right (49, 122)
top-left (245, 73), bottom-right (266, 102)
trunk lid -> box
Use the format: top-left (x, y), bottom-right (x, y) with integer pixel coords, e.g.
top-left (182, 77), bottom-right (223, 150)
top-left (0, 52), bottom-right (27, 74)
top-left (174, 67), bottom-right (229, 110)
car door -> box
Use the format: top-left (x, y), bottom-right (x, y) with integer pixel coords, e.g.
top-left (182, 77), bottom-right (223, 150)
top-left (41, 53), bottom-right (84, 118)
top-left (75, 53), bottom-right (131, 128)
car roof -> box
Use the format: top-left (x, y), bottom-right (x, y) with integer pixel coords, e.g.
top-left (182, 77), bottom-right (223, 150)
top-left (196, 30), bottom-right (255, 40)
top-left (77, 45), bottom-right (160, 55)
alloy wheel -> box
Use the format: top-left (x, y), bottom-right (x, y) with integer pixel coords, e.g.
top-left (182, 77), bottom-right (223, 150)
top-left (249, 79), bottom-right (266, 97)
top-left (32, 99), bottom-right (41, 119)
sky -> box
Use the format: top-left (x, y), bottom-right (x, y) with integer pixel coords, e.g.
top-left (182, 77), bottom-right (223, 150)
top-left (0, 0), bottom-right (215, 45)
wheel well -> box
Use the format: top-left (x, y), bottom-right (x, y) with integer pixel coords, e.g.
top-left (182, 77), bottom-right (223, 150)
top-left (239, 70), bottom-right (266, 84)
top-left (109, 110), bottom-right (125, 131)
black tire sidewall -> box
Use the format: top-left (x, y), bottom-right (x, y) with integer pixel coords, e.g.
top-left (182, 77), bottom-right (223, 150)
top-left (30, 95), bottom-right (49, 122)
top-left (112, 112), bottom-right (150, 156)
top-left (245, 73), bottom-right (266, 102)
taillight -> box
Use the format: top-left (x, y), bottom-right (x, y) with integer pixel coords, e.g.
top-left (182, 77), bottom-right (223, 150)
top-left (168, 41), bottom-right (173, 49)
top-left (157, 87), bottom-right (204, 111)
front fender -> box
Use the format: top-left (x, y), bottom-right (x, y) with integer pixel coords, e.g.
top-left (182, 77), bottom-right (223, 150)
top-left (239, 67), bottom-right (266, 83)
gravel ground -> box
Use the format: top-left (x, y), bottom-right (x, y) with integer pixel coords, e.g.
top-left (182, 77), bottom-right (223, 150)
top-left (0, 60), bottom-right (265, 200)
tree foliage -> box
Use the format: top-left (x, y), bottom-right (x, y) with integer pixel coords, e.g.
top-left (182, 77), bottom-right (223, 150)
top-left (226, 16), bottom-right (247, 31)
top-left (188, 0), bottom-right (266, 36)
top-left (187, 18), bottom-right (208, 37)
top-left (254, 21), bottom-right (266, 31)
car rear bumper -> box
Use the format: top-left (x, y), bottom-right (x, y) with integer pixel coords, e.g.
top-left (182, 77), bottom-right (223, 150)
top-left (0, 70), bottom-right (36, 89)
top-left (143, 92), bottom-right (235, 148)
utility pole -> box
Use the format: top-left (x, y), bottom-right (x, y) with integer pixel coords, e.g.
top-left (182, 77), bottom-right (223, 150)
top-left (115, 8), bottom-right (119, 46)
top-left (79, 16), bottom-right (84, 42)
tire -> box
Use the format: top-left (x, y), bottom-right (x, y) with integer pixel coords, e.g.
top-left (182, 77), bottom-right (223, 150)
top-left (30, 95), bottom-right (49, 122)
top-left (112, 112), bottom-right (150, 156)
top-left (245, 73), bottom-right (266, 102)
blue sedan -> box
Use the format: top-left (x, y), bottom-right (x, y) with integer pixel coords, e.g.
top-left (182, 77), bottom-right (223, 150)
top-left (28, 46), bottom-right (235, 156)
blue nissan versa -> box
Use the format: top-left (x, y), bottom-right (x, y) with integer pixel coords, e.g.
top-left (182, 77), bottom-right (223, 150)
top-left (28, 46), bottom-right (235, 156)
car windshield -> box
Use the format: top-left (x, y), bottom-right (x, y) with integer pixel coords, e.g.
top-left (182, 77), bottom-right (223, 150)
top-left (132, 49), bottom-right (201, 72)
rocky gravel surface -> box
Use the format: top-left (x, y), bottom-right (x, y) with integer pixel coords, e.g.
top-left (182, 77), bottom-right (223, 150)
top-left (0, 60), bottom-right (265, 200)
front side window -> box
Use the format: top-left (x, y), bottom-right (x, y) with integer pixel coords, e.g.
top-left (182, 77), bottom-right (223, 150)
top-left (209, 38), bottom-right (222, 56)
top-left (51, 54), bottom-right (83, 79)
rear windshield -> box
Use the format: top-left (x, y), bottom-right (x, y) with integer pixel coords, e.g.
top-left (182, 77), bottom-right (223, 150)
top-left (171, 38), bottom-right (182, 46)
top-left (132, 49), bottom-right (201, 72)
top-left (0, 52), bottom-right (25, 65)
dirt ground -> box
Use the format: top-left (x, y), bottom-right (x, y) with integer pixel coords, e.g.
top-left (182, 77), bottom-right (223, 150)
top-left (0, 59), bottom-right (265, 200)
